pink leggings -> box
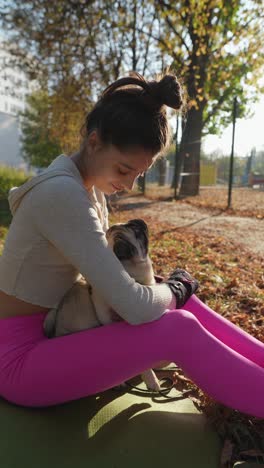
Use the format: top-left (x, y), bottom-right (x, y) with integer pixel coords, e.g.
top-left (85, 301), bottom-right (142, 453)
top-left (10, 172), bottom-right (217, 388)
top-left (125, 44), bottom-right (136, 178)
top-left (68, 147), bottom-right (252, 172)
top-left (0, 295), bottom-right (263, 417)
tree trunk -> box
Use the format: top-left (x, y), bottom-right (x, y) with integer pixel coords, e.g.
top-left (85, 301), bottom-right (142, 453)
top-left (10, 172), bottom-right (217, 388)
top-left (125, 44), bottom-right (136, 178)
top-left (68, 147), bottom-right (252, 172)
top-left (179, 106), bottom-right (204, 197)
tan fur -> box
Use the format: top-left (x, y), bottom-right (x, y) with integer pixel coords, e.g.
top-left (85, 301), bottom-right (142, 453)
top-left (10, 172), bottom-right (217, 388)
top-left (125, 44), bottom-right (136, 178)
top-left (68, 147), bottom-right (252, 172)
top-left (43, 220), bottom-right (168, 391)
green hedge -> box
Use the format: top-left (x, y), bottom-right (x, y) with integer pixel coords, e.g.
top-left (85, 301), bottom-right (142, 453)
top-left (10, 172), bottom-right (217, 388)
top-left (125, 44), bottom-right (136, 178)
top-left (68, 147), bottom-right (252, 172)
top-left (0, 165), bottom-right (34, 201)
top-left (0, 165), bottom-right (34, 227)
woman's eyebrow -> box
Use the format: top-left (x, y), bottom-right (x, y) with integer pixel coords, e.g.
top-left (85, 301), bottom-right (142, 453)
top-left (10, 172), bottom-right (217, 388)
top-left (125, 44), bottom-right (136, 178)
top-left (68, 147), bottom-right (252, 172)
top-left (119, 162), bottom-right (138, 172)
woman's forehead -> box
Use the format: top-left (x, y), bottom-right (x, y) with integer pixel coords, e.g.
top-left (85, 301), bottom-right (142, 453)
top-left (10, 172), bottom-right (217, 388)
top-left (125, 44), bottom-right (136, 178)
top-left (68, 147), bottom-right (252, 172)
top-left (113, 146), bottom-right (154, 171)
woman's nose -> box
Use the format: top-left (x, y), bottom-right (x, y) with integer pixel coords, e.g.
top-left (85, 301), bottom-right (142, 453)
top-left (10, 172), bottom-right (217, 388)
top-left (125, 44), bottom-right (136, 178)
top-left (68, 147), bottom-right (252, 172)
top-left (124, 176), bottom-right (137, 191)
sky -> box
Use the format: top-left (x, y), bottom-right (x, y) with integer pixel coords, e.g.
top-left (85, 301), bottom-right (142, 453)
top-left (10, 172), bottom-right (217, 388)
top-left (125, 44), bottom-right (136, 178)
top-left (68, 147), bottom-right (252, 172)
top-left (202, 94), bottom-right (264, 157)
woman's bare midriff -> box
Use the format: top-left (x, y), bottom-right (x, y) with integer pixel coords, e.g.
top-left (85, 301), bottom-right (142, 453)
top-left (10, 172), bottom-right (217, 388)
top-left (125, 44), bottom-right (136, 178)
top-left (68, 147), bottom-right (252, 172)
top-left (0, 290), bottom-right (51, 319)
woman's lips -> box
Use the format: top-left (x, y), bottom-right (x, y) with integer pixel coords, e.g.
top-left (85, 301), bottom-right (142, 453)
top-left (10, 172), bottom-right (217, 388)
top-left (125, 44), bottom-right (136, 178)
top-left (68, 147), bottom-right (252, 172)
top-left (112, 184), bottom-right (122, 191)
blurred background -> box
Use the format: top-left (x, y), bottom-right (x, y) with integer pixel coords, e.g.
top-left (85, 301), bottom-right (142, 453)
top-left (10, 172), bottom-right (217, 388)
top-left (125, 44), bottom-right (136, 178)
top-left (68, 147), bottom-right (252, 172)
top-left (0, 4), bottom-right (263, 461)
top-left (0, 0), bottom-right (263, 205)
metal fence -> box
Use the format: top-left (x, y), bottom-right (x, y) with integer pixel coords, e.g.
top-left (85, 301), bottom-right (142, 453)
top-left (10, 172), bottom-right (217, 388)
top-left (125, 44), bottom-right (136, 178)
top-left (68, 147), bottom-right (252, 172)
top-left (139, 160), bottom-right (264, 199)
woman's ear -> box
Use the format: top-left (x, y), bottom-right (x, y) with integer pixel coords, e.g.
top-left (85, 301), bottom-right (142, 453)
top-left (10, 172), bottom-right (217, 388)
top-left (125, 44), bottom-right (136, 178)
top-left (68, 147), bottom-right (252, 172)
top-left (86, 130), bottom-right (102, 154)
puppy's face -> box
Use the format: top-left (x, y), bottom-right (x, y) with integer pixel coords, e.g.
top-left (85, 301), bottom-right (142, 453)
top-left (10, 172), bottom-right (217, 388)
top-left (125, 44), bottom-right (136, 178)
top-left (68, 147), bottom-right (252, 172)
top-left (106, 219), bottom-right (149, 261)
top-left (106, 218), bottom-right (154, 285)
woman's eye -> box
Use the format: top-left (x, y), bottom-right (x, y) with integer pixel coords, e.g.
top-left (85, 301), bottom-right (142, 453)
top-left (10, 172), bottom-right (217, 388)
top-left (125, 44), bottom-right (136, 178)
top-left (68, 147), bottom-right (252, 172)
top-left (118, 169), bottom-right (129, 176)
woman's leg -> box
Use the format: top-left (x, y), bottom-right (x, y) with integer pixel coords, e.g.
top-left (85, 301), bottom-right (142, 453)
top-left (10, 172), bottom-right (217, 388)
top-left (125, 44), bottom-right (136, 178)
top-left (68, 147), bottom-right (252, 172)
top-left (184, 295), bottom-right (264, 367)
top-left (0, 310), bottom-right (263, 417)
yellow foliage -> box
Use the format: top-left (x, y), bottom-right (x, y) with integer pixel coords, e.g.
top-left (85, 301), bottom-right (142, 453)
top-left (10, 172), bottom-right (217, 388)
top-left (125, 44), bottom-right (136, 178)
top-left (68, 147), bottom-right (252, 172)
top-left (49, 81), bottom-right (91, 154)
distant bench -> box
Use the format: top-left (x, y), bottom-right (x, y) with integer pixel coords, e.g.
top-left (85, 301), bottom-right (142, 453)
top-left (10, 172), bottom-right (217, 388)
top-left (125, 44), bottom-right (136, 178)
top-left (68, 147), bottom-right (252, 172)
top-left (248, 173), bottom-right (264, 188)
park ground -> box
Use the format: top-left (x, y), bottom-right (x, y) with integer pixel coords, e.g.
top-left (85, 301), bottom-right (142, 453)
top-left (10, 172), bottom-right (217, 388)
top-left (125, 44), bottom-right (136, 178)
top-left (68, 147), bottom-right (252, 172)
top-left (111, 186), bottom-right (264, 256)
top-left (0, 186), bottom-right (263, 466)
top-left (109, 186), bottom-right (264, 466)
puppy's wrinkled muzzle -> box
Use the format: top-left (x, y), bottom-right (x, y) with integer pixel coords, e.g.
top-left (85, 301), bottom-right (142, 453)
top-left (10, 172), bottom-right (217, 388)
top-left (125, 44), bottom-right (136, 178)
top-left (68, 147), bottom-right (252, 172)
top-left (113, 235), bottom-right (138, 260)
top-left (106, 218), bottom-right (149, 260)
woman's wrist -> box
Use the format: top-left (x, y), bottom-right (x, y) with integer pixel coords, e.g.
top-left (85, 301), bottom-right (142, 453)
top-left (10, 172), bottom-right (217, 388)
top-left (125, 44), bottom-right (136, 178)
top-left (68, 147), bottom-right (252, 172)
top-left (165, 269), bottom-right (199, 308)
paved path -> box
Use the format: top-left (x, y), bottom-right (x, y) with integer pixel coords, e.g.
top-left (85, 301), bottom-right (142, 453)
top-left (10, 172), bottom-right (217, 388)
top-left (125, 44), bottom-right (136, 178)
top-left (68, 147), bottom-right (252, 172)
top-left (112, 196), bottom-right (264, 257)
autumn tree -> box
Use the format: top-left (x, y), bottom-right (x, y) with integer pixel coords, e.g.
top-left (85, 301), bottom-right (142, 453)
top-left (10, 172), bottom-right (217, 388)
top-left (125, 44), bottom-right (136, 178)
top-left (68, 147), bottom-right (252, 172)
top-left (2, 0), bottom-right (262, 198)
top-left (20, 78), bottom-right (90, 167)
top-left (1, 0), bottom-right (163, 178)
top-left (153, 0), bottom-right (264, 196)
top-left (20, 90), bottom-right (62, 168)
top-left (0, 0), bottom-right (162, 96)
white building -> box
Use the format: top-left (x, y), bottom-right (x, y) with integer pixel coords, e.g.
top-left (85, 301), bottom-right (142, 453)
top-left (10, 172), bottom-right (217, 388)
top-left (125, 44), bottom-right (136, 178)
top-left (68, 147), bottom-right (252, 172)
top-left (0, 43), bottom-right (35, 170)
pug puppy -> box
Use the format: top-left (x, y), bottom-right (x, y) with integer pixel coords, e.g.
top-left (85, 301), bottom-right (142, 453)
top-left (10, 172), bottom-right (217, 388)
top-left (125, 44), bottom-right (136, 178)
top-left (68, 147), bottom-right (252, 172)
top-left (43, 219), bottom-right (168, 391)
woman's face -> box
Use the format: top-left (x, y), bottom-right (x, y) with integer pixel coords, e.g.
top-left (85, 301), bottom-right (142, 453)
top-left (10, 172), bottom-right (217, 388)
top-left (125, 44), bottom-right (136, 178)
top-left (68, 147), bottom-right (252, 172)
top-left (83, 131), bottom-right (155, 195)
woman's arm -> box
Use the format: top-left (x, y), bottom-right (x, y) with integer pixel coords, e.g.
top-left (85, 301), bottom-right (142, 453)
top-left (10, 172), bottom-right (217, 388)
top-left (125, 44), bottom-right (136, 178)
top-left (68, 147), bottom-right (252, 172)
top-left (30, 176), bottom-right (176, 325)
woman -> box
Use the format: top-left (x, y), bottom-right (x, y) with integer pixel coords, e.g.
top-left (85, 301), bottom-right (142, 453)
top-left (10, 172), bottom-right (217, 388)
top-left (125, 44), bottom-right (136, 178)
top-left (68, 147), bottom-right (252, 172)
top-left (0, 72), bottom-right (263, 417)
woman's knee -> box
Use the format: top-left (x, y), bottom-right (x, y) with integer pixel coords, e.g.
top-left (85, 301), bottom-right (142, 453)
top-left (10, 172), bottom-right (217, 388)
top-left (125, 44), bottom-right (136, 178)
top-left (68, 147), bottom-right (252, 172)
top-left (164, 308), bottom-right (200, 329)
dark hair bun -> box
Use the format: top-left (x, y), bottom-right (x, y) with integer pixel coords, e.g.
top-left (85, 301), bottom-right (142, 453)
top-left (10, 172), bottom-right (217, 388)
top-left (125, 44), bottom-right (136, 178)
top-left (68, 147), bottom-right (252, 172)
top-left (149, 74), bottom-right (183, 110)
top-left (101, 71), bottom-right (183, 112)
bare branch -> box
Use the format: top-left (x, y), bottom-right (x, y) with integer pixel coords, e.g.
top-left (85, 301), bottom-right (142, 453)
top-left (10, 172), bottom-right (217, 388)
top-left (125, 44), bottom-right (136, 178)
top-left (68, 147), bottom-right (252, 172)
top-left (142, 8), bottom-right (157, 75)
top-left (156, 0), bottom-right (191, 53)
top-left (134, 26), bottom-right (185, 69)
top-left (211, 15), bottom-right (263, 56)
top-left (202, 91), bottom-right (230, 127)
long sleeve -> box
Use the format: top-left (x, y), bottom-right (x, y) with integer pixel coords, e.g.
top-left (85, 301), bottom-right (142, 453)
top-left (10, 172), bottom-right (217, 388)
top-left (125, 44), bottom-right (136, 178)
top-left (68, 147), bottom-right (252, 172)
top-left (30, 176), bottom-right (176, 325)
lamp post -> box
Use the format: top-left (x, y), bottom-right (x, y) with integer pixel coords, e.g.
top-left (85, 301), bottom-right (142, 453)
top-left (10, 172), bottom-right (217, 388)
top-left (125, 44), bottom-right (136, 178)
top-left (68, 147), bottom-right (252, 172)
top-left (173, 114), bottom-right (180, 199)
top-left (227, 96), bottom-right (238, 209)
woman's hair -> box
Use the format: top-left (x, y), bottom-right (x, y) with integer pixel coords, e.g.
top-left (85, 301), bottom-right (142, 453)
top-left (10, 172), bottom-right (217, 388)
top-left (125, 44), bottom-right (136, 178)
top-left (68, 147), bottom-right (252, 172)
top-left (81, 71), bottom-right (185, 157)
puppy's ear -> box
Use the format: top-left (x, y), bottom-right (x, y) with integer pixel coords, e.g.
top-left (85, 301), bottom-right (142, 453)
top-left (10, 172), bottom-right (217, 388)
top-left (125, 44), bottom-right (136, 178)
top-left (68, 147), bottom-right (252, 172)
top-left (127, 219), bottom-right (149, 255)
top-left (105, 223), bottom-right (122, 240)
top-left (127, 219), bottom-right (148, 236)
